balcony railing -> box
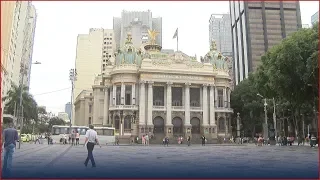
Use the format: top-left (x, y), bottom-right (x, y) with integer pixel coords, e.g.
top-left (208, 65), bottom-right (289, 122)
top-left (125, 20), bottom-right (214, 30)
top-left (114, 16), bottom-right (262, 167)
top-left (153, 106), bottom-right (166, 111)
top-left (172, 106), bottom-right (184, 110)
top-left (190, 107), bottom-right (202, 111)
top-left (109, 105), bottom-right (138, 110)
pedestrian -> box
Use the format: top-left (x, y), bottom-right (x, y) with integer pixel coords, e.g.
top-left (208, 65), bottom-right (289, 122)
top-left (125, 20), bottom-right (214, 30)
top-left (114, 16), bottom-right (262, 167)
top-left (75, 131), bottom-right (80, 145)
top-left (71, 130), bottom-right (76, 146)
top-left (165, 137), bottom-right (169, 146)
top-left (83, 125), bottom-right (101, 167)
top-left (145, 134), bottom-right (149, 146)
top-left (201, 135), bottom-right (206, 146)
top-left (2, 119), bottom-right (19, 177)
top-left (142, 135), bottom-right (145, 146)
top-left (187, 136), bottom-right (191, 146)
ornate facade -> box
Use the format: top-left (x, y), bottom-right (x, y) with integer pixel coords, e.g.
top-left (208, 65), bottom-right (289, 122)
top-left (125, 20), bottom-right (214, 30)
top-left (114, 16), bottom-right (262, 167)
top-left (74, 32), bottom-right (233, 140)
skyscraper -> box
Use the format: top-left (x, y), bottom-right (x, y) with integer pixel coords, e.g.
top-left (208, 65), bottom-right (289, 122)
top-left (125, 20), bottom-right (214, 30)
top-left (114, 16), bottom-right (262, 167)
top-left (113, 10), bottom-right (162, 49)
top-left (65, 102), bottom-right (72, 119)
top-left (230, 1), bottom-right (302, 85)
top-left (73, 28), bottom-right (116, 102)
top-left (311, 11), bottom-right (318, 25)
top-left (209, 14), bottom-right (232, 57)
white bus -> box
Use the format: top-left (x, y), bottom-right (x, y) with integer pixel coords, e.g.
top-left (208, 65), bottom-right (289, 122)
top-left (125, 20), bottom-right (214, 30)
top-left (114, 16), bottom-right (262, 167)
top-left (51, 125), bottom-right (115, 145)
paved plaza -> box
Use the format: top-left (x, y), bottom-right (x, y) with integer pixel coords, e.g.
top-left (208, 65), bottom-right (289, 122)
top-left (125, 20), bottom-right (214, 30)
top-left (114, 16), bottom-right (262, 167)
top-left (3, 143), bottom-right (319, 178)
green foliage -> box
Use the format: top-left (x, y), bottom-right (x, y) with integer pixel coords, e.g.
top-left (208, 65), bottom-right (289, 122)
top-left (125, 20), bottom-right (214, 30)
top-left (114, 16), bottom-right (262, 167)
top-left (231, 25), bottom-right (319, 136)
top-left (47, 117), bottom-right (65, 130)
top-left (2, 83), bottom-right (39, 122)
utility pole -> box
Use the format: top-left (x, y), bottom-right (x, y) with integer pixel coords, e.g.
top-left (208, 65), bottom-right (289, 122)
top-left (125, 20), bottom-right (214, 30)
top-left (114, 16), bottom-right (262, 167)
top-left (273, 98), bottom-right (277, 137)
top-left (17, 61), bottom-right (41, 149)
top-left (69, 68), bottom-right (77, 133)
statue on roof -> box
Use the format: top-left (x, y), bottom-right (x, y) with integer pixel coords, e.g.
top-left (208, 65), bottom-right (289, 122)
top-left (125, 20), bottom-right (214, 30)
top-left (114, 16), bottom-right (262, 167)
top-left (148, 29), bottom-right (159, 45)
top-left (125, 32), bottom-right (133, 44)
top-left (210, 40), bottom-right (217, 51)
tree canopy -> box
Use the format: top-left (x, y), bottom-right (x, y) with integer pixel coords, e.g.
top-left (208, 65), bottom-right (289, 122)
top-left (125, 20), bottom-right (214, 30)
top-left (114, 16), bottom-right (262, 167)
top-left (231, 24), bottom-right (319, 136)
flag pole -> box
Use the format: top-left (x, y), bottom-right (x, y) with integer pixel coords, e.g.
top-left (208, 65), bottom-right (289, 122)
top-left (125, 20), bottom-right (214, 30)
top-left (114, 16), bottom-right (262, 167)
top-left (177, 33), bottom-right (179, 52)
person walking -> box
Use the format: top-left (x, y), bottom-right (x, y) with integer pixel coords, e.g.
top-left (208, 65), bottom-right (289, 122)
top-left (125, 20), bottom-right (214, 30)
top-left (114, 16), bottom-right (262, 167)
top-left (187, 136), bottom-right (191, 146)
top-left (83, 125), bottom-right (101, 167)
top-left (75, 131), bottom-right (80, 145)
top-left (2, 119), bottom-right (19, 177)
top-left (71, 130), bottom-right (76, 146)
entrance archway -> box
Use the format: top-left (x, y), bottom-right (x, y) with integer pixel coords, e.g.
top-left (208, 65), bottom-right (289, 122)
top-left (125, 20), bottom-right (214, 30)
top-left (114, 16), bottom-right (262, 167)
top-left (124, 116), bottom-right (131, 130)
top-left (114, 116), bottom-right (120, 130)
top-left (153, 116), bottom-right (165, 134)
top-left (218, 117), bottom-right (225, 133)
top-left (191, 117), bottom-right (200, 134)
top-left (172, 117), bottom-right (183, 135)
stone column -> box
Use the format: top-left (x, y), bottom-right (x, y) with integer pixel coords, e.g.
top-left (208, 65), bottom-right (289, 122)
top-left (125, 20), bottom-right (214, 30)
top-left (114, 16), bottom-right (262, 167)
top-left (132, 83), bottom-right (136, 105)
top-left (227, 88), bottom-right (231, 108)
top-left (103, 86), bottom-right (109, 126)
top-left (147, 81), bottom-right (154, 127)
top-left (202, 84), bottom-right (209, 126)
top-left (166, 82), bottom-right (173, 137)
top-left (113, 84), bottom-right (116, 106)
top-left (139, 81), bottom-right (146, 127)
top-left (214, 86), bottom-right (218, 107)
top-left (184, 83), bottom-right (191, 125)
top-left (224, 115), bottom-right (228, 135)
top-left (121, 83), bottom-right (125, 105)
top-left (223, 87), bottom-right (227, 108)
top-left (209, 85), bottom-right (216, 126)
top-left (109, 86), bottom-right (112, 107)
top-left (93, 88), bottom-right (99, 125)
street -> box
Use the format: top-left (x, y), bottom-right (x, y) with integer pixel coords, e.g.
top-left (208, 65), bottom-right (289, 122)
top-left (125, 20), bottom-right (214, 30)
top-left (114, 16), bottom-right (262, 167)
top-left (3, 143), bottom-right (318, 178)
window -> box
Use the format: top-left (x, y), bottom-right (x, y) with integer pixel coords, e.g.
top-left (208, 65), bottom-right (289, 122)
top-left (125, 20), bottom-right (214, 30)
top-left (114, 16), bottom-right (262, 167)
top-left (110, 33), bottom-right (112, 36)
top-left (104, 42), bottom-right (106, 44)
top-left (103, 51), bottom-right (106, 53)
top-left (218, 89), bottom-right (223, 107)
top-left (89, 117), bottom-right (92, 125)
top-left (89, 105), bottom-right (92, 113)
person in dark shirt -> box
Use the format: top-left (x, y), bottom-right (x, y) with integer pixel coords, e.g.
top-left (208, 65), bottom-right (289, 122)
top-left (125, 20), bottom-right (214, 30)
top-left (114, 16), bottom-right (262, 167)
top-left (2, 119), bottom-right (18, 177)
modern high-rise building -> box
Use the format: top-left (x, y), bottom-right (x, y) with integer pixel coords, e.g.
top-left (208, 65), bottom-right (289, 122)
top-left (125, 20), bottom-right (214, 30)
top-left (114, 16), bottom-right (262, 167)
top-left (113, 10), bottom-right (162, 49)
top-left (311, 11), bottom-right (318, 25)
top-left (230, 1), bottom-right (302, 85)
top-left (1, 1), bottom-right (37, 122)
top-left (20, 4), bottom-right (37, 89)
top-left (73, 28), bottom-right (116, 105)
top-left (209, 14), bottom-right (232, 57)
top-left (1, 1), bottom-right (16, 122)
top-left (65, 102), bottom-right (72, 119)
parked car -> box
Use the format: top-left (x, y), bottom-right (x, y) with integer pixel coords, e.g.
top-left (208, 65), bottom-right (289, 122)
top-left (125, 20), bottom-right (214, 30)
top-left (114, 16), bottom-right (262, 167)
top-left (20, 134), bottom-right (30, 142)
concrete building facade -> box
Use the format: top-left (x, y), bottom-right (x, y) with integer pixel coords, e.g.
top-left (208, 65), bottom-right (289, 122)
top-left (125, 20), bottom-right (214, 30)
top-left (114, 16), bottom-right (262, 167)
top-left (73, 28), bottom-right (116, 104)
top-left (229, 1), bottom-right (302, 85)
top-left (113, 10), bottom-right (162, 49)
top-left (74, 33), bottom-right (233, 142)
top-left (209, 14), bottom-right (232, 57)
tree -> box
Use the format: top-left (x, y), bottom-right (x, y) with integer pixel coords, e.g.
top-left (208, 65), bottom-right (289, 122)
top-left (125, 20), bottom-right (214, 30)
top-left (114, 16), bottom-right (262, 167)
top-left (231, 74), bottom-right (264, 137)
top-left (2, 84), bottom-right (38, 123)
top-left (47, 117), bottom-right (65, 131)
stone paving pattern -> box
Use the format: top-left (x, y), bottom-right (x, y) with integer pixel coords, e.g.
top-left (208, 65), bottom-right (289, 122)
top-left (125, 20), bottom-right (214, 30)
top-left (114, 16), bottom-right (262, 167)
top-left (3, 143), bottom-right (319, 178)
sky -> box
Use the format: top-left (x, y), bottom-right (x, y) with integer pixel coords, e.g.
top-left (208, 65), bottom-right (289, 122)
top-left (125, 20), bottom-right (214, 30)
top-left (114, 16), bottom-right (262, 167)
top-left (28, 1), bottom-right (319, 115)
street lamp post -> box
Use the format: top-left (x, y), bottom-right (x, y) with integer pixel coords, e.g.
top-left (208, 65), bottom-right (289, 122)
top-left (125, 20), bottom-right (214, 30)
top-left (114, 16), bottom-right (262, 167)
top-left (236, 112), bottom-right (240, 144)
top-left (257, 93), bottom-right (269, 141)
top-left (69, 69), bottom-right (77, 133)
top-left (18, 61), bottom-right (41, 149)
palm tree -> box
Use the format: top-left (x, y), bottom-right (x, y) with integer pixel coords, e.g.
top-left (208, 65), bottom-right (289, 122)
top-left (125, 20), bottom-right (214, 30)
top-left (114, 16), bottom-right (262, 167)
top-left (2, 83), bottom-right (38, 123)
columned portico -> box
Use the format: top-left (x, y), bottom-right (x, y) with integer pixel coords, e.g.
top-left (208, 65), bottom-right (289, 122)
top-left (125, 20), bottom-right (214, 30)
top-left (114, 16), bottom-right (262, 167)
top-left (209, 85), bottom-right (216, 136)
top-left (139, 81), bottom-right (146, 133)
top-left (147, 81), bottom-right (154, 132)
top-left (184, 83), bottom-right (192, 136)
top-left (202, 84), bottom-right (209, 134)
top-left (166, 82), bottom-right (173, 137)
top-left (75, 35), bottom-right (234, 143)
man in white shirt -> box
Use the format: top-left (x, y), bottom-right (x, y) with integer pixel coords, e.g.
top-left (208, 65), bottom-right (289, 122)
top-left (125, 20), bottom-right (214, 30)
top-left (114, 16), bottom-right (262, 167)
top-left (83, 125), bottom-right (101, 167)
